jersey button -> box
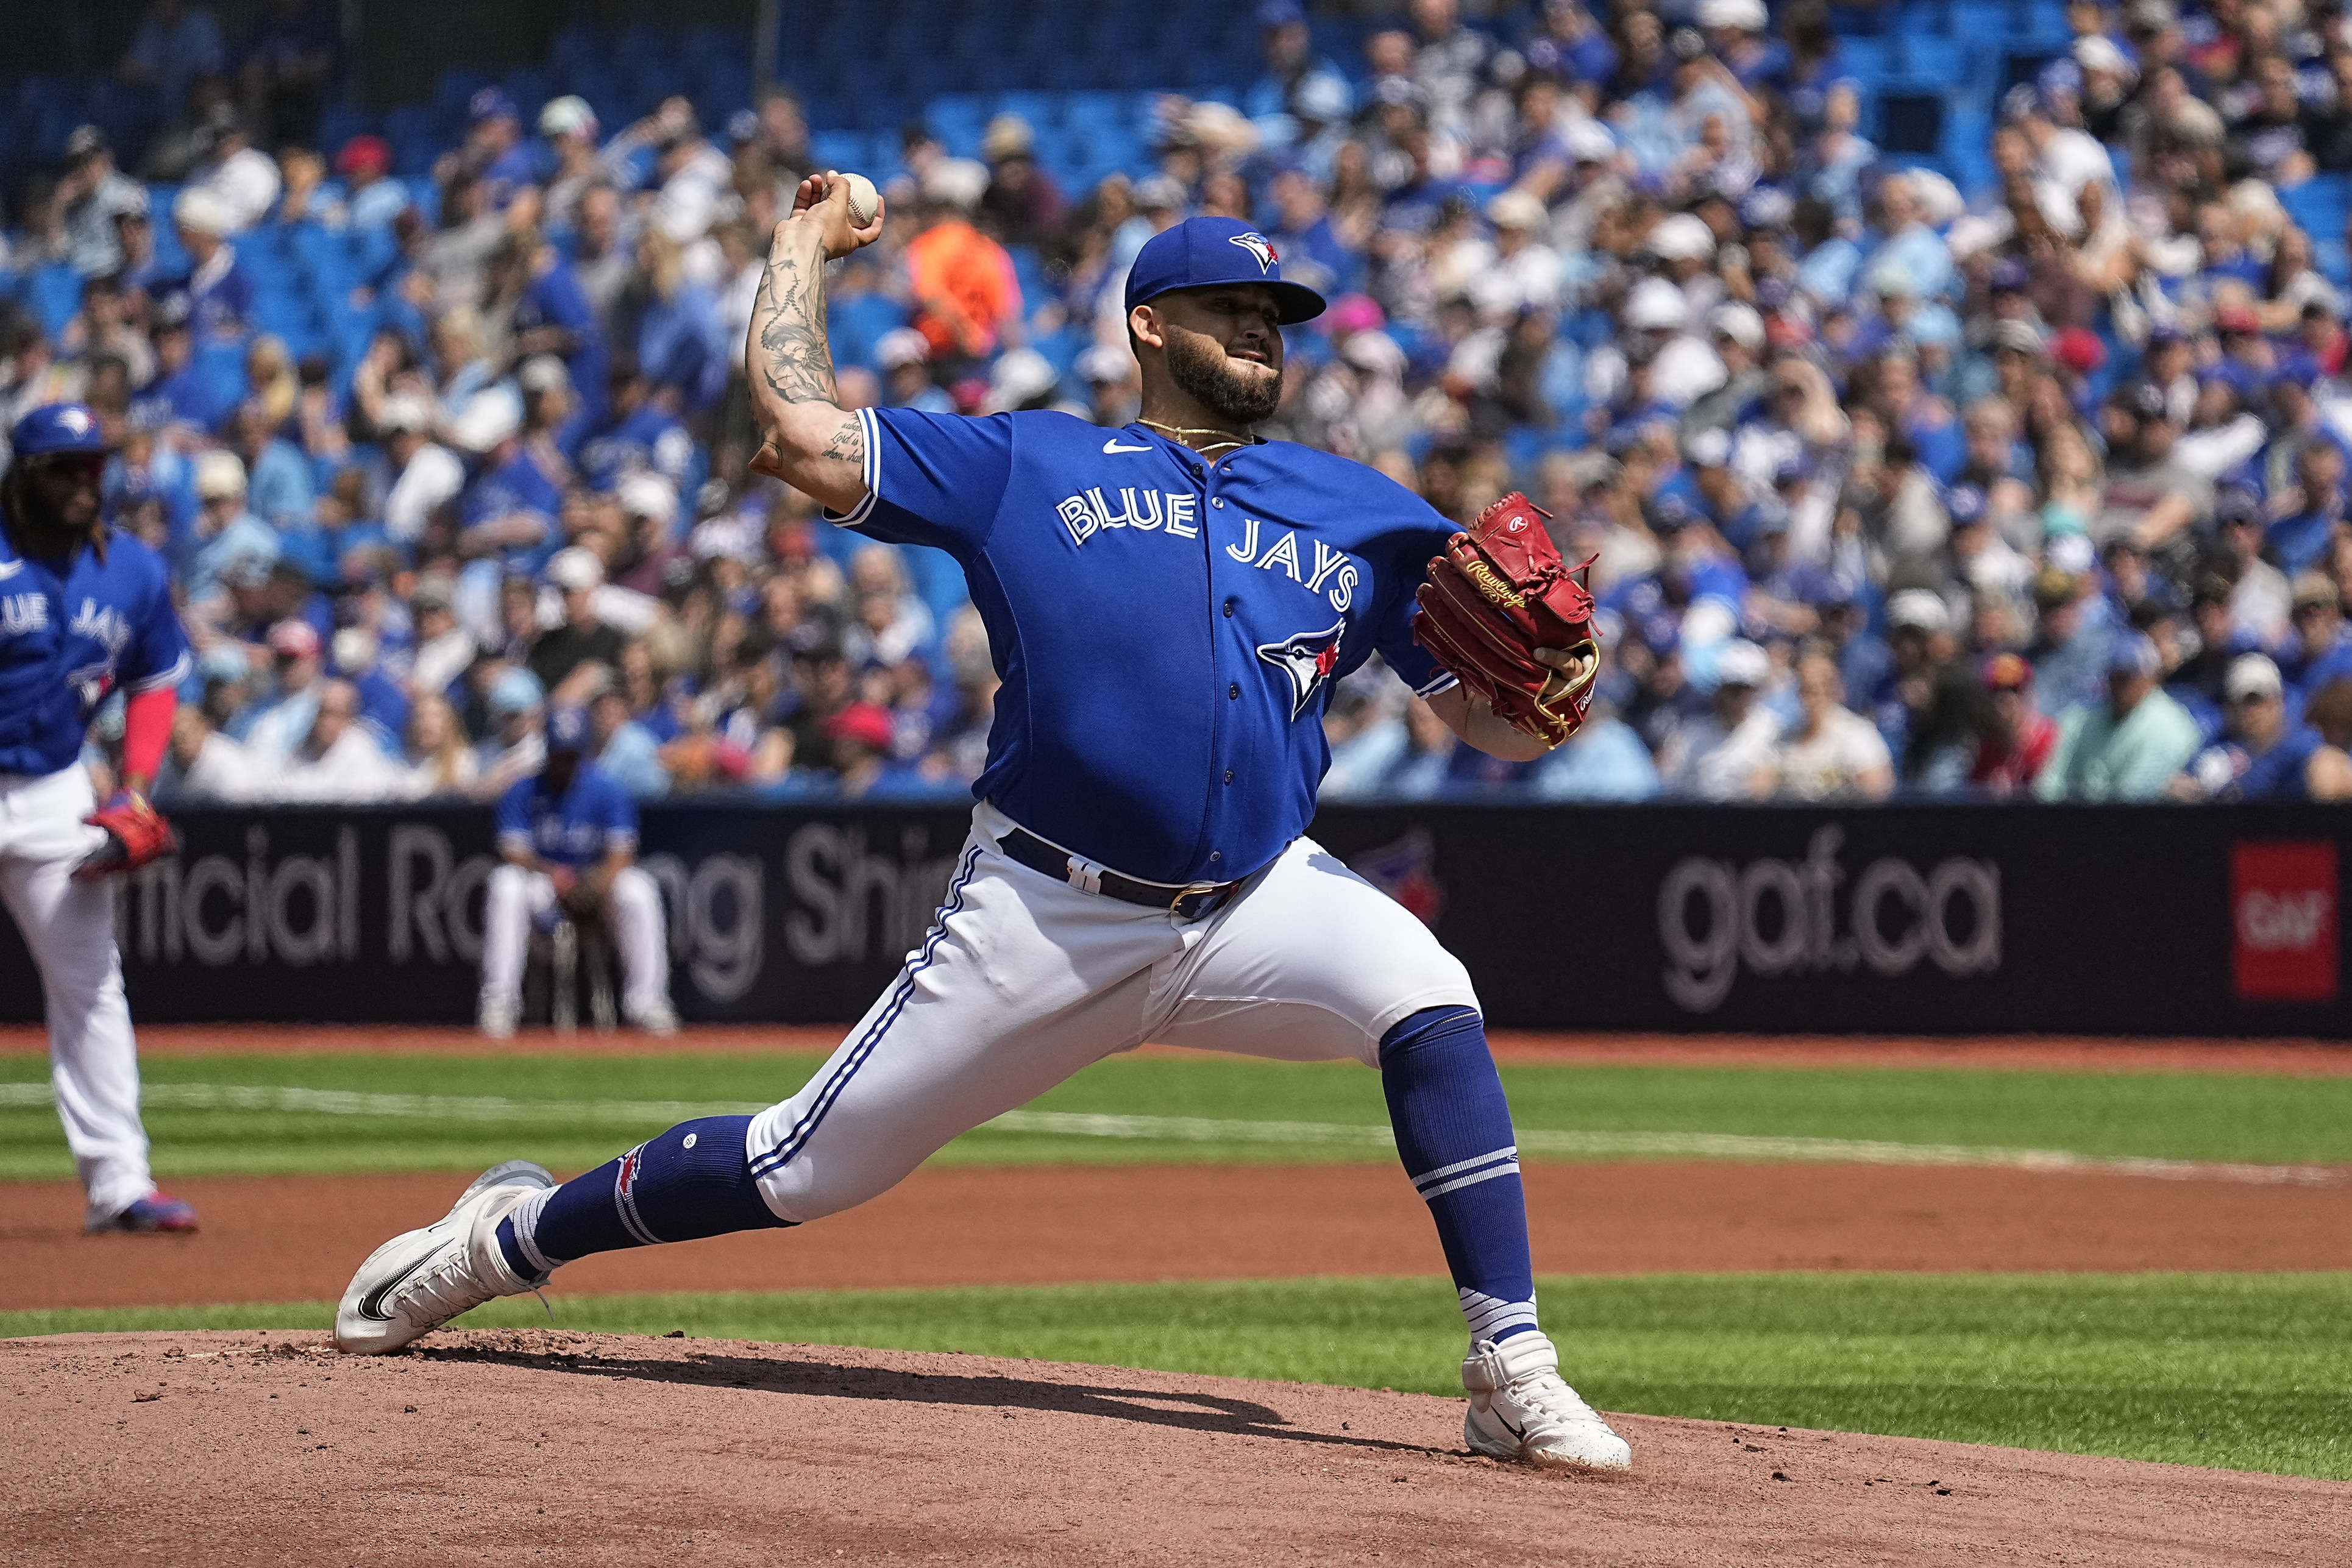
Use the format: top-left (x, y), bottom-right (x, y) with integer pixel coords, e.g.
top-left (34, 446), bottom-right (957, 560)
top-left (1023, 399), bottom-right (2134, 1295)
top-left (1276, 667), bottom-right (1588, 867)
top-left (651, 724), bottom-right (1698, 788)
top-left (1223, 599), bottom-right (1235, 617)
top-left (1223, 770), bottom-right (1234, 783)
top-left (1228, 683), bottom-right (1240, 698)
top-left (1211, 497), bottom-right (1224, 508)
top-left (1209, 851), bottom-right (1222, 863)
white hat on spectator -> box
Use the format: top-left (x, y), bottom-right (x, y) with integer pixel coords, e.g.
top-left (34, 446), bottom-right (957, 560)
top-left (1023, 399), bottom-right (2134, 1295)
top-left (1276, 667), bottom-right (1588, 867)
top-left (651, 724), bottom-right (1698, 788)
top-left (1562, 119), bottom-right (1616, 164)
top-left (378, 393), bottom-right (432, 434)
top-left (1698, 0), bottom-right (1769, 29)
top-left (172, 186), bottom-right (235, 237)
top-left (1716, 640), bottom-right (1769, 688)
top-left (194, 449), bottom-right (247, 499)
top-left (539, 95), bottom-right (599, 140)
top-left (449, 387), bottom-right (523, 453)
top-left (616, 471), bottom-right (680, 527)
top-left (689, 511), bottom-right (762, 562)
top-left (1077, 344), bottom-right (1132, 385)
top-left (921, 157), bottom-right (990, 213)
top-left (2224, 653), bottom-right (2284, 703)
top-left (985, 347), bottom-right (1060, 413)
top-left (1487, 190), bottom-right (1547, 233)
top-left (875, 327), bottom-right (931, 371)
top-left (1906, 169), bottom-right (1965, 227)
top-left (1646, 213), bottom-right (1716, 261)
top-left (331, 626), bottom-right (378, 677)
top-left (546, 547), bottom-right (605, 592)
top-left (1708, 301), bottom-right (1765, 350)
top-left (2074, 35), bottom-right (2136, 80)
top-left (1886, 589), bottom-right (1950, 633)
top-left (1623, 277), bottom-right (1689, 331)
top-left (517, 354), bottom-right (572, 396)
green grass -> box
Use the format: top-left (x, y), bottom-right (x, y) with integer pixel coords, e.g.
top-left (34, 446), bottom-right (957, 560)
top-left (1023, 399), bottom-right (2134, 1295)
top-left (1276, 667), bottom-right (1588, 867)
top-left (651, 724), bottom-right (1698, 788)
top-left (5, 1051), bottom-right (2351, 1180)
top-left (9, 1273), bottom-right (2348, 1481)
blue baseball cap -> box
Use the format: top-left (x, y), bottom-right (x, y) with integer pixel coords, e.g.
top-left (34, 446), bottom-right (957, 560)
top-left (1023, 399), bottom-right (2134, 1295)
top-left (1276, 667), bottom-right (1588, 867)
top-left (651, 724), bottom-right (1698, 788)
top-left (12, 403), bottom-right (108, 459)
top-left (470, 87), bottom-right (520, 125)
top-left (1123, 217), bottom-right (1327, 326)
top-left (545, 703), bottom-right (591, 753)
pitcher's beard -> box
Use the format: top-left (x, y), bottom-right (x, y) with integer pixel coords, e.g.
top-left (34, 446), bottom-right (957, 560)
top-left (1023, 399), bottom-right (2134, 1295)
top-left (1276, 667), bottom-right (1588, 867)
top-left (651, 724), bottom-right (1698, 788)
top-left (1165, 330), bottom-right (1283, 425)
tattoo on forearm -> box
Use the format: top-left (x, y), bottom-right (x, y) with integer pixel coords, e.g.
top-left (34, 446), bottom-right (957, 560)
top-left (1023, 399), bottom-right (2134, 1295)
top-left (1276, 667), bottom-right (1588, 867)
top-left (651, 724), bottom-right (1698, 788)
top-left (750, 246), bottom-right (840, 408)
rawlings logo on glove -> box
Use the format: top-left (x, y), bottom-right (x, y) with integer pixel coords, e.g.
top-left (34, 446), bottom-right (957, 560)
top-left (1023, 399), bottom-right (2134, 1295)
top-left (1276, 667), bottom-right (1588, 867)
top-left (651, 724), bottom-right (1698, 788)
top-left (1413, 492), bottom-right (1602, 748)
top-left (73, 790), bottom-right (180, 881)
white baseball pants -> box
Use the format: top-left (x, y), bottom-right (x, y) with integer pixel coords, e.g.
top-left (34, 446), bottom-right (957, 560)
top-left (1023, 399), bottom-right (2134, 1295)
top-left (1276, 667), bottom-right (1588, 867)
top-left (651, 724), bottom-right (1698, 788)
top-left (0, 766), bottom-right (154, 1216)
top-left (478, 862), bottom-right (671, 1021)
top-left (746, 801), bottom-right (1479, 1222)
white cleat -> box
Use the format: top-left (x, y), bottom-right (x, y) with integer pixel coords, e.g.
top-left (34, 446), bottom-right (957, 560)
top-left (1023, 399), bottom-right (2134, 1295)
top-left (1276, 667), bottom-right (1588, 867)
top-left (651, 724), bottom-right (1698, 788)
top-left (334, 1160), bottom-right (554, 1355)
top-left (1462, 1333), bottom-right (1633, 1472)
top-left (478, 998), bottom-right (519, 1040)
top-left (629, 999), bottom-right (680, 1037)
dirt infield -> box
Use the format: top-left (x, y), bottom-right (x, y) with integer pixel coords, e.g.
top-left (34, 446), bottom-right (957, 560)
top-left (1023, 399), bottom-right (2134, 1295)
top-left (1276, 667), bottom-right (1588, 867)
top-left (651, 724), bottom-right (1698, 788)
top-left (4, 1330), bottom-right (2343, 1566)
top-left (10, 1158), bottom-right (2352, 1312)
top-left (9, 1022), bottom-right (2352, 1074)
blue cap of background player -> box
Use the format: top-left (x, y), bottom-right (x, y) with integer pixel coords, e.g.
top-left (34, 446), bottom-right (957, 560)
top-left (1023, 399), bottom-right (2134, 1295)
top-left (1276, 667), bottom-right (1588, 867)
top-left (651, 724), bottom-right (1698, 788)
top-left (1124, 216), bottom-right (1327, 326)
top-left (545, 704), bottom-right (591, 754)
top-left (12, 402), bottom-right (108, 460)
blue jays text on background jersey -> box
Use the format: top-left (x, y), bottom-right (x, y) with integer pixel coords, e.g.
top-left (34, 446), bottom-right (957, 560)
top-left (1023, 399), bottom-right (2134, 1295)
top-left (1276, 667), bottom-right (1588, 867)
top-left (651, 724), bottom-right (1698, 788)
top-left (0, 527), bottom-right (190, 778)
top-left (831, 407), bottom-right (1460, 885)
top-left (494, 758), bottom-right (640, 870)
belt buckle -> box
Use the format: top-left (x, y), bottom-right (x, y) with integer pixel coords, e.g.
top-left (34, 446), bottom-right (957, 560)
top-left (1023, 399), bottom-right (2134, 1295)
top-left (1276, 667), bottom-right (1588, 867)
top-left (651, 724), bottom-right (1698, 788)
top-left (1170, 880), bottom-right (1224, 919)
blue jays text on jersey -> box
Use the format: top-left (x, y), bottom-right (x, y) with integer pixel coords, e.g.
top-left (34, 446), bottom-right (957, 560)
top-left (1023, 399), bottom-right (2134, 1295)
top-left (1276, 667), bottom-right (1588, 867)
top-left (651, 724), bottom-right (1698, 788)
top-left (830, 406), bottom-right (1460, 885)
top-left (0, 526), bottom-right (190, 777)
top-left (494, 758), bottom-right (639, 870)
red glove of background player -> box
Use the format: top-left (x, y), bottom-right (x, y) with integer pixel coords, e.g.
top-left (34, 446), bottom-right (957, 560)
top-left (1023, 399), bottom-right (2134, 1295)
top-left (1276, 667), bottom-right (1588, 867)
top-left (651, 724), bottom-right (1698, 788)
top-left (74, 791), bottom-right (180, 881)
top-left (1413, 492), bottom-right (1603, 747)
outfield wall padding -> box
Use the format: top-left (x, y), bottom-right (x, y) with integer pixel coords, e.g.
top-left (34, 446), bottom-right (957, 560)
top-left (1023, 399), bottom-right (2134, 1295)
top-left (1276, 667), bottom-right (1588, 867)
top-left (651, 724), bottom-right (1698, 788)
top-left (0, 803), bottom-right (2340, 1037)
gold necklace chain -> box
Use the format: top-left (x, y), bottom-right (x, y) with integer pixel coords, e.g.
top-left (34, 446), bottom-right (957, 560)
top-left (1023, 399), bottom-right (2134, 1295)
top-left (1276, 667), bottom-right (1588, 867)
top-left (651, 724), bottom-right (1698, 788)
top-left (1137, 419), bottom-right (1251, 454)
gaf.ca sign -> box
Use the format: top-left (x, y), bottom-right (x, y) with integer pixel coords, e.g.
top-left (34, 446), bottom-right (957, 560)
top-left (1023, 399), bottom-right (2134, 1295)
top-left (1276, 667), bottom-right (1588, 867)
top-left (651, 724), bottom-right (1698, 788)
top-left (1656, 826), bottom-right (2002, 1013)
top-left (2231, 842), bottom-right (2339, 1003)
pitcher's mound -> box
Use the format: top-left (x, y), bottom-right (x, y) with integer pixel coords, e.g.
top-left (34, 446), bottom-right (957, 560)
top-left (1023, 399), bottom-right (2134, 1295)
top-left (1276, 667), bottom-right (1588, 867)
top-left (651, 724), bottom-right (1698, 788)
top-left (4, 1330), bottom-right (2342, 1566)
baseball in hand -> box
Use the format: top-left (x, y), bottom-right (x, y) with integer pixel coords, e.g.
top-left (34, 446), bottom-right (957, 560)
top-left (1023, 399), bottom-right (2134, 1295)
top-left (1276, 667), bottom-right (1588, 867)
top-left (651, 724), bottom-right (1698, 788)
top-left (841, 172), bottom-right (880, 227)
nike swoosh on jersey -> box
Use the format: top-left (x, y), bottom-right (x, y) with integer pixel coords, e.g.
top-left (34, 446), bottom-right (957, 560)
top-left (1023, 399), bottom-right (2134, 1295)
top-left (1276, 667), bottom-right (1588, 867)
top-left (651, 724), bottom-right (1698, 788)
top-left (355, 1239), bottom-right (444, 1320)
top-left (1102, 439), bottom-right (1153, 453)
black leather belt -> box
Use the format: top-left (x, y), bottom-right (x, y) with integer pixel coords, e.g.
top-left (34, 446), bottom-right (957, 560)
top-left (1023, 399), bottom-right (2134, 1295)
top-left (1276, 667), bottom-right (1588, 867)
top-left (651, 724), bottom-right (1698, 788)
top-left (998, 825), bottom-right (1241, 921)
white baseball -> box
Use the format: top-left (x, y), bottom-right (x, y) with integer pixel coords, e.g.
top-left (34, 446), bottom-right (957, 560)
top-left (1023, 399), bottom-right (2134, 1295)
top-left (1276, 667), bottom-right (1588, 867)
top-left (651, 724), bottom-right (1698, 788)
top-left (842, 172), bottom-right (880, 228)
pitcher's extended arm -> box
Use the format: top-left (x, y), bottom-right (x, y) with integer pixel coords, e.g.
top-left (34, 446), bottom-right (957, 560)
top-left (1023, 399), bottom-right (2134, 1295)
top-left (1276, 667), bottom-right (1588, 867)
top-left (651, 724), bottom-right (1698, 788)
top-left (744, 172), bottom-right (884, 514)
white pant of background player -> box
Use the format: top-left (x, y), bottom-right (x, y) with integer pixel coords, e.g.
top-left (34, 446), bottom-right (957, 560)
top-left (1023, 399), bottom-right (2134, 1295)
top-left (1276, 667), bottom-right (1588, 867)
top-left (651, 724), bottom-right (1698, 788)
top-left (477, 864), bottom-right (671, 1024)
top-left (745, 803), bottom-right (1478, 1221)
top-left (0, 766), bottom-right (155, 1218)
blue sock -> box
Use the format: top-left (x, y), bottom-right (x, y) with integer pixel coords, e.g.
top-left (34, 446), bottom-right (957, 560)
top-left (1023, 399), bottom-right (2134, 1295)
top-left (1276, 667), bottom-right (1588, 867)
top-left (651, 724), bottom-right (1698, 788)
top-left (495, 1115), bottom-right (791, 1278)
top-left (1380, 1006), bottom-right (1540, 1346)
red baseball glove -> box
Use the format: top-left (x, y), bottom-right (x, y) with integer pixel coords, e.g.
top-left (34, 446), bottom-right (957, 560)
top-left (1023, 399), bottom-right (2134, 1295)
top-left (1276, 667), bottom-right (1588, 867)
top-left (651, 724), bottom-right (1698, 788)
top-left (1413, 491), bottom-right (1604, 748)
top-left (73, 791), bottom-right (180, 881)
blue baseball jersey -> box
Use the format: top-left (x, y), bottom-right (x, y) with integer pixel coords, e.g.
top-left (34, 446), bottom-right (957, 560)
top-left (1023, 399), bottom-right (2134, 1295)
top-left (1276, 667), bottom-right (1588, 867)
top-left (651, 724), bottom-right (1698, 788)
top-left (831, 408), bottom-right (1457, 884)
top-left (0, 524), bottom-right (190, 776)
top-left (494, 759), bottom-right (639, 870)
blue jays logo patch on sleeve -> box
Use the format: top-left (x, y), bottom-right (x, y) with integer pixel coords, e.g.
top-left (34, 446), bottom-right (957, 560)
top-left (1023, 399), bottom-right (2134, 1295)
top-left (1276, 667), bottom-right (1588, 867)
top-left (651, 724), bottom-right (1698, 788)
top-left (1257, 618), bottom-right (1346, 720)
top-left (1229, 231), bottom-right (1279, 272)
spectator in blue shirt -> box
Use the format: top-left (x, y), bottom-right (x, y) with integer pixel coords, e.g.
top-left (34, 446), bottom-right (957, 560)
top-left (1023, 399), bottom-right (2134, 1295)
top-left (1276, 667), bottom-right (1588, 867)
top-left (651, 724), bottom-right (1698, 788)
top-left (479, 705), bottom-right (676, 1038)
top-left (171, 189), bottom-right (254, 342)
top-left (576, 358), bottom-right (694, 491)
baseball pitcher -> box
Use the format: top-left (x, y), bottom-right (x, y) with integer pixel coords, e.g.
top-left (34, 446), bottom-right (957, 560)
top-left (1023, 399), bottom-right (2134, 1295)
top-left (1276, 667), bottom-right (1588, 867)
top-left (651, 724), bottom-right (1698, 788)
top-left (335, 179), bottom-right (1621, 1470)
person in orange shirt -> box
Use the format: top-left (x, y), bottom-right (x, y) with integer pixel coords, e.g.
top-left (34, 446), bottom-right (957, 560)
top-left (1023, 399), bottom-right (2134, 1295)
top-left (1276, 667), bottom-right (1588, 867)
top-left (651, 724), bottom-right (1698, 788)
top-left (904, 158), bottom-right (1022, 374)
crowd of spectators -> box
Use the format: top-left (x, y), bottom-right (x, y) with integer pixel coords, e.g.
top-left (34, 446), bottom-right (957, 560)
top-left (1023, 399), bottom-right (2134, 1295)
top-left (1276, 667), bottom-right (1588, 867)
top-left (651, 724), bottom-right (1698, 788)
top-left (5, 0), bottom-right (2352, 807)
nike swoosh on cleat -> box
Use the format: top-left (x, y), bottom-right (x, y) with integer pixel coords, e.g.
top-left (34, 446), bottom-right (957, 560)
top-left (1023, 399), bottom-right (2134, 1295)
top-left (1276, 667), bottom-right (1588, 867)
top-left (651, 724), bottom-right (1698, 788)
top-left (355, 1247), bottom-right (439, 1321)
top-left (1102, 439), bottom-right (1153, 453)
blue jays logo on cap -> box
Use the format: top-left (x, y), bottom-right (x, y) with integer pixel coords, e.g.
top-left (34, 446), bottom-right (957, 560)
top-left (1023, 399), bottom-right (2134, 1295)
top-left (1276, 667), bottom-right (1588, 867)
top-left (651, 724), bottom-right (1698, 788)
top-left (1124, 216), bottom-right (1327, 325)
top-left (12, 402), bottom-right (109, 460)
top-left (545, 703), bottom-right (591, 753)
top-left (1257, 619), bottom-right (1346, 719)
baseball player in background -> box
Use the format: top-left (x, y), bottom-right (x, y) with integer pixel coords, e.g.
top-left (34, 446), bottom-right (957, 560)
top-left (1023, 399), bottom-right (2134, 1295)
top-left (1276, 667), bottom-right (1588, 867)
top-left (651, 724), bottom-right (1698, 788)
top-left (0, 404), bottom-right (196, 1233)
top-left (477, 703), bottom-right (677, 1038)
top-left (336, 179), bottom-right (1625, 1470)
